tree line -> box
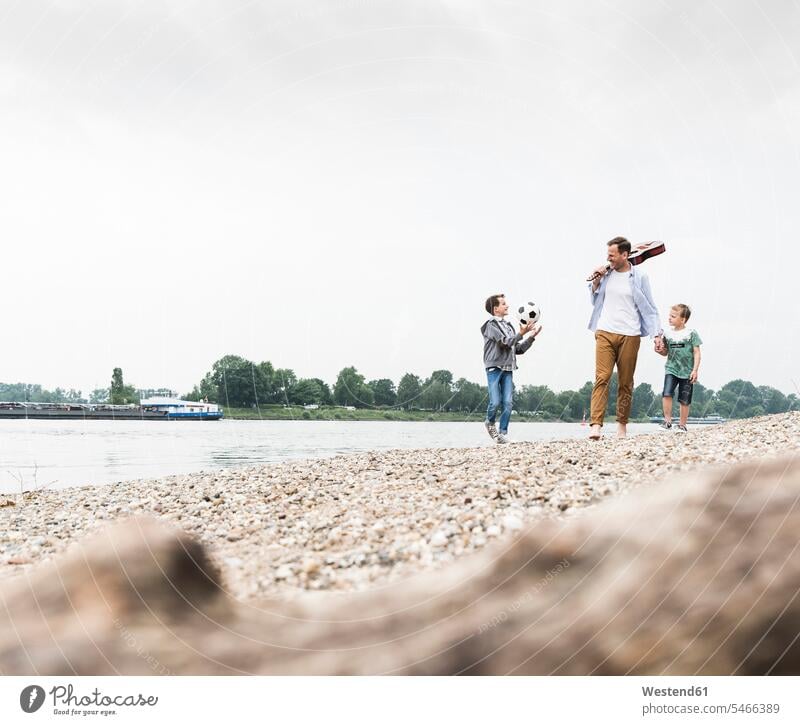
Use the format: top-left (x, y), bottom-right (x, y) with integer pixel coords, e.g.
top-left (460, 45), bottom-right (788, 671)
top-left (2, 355), bottom-right (797, 421)
top-left (181, 354), bottom-right (800, 421)
top-left (0, 368), bottom-right (157, 406)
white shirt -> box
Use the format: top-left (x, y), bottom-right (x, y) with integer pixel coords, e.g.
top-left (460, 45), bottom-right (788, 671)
top-left (596, 269), bottom-right (641, 336)
top-left (664, 326), bottom-right (693, 343)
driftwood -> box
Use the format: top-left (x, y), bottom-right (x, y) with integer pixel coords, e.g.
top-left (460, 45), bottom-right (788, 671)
top-left (1, 454), bottom-right (799, 675)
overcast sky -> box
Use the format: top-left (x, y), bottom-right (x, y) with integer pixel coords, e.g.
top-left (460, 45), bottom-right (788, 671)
top-left (2, 0), bottom-right (799, 398)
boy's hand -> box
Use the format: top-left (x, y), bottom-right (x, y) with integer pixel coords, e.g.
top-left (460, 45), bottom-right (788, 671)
top-left (530, 323), bottom-right (543, 338)
top-left (653, 336), bottom-right (664, 353)
top-left (689, 370), bottom-right (698, 383)
top-left (520, 321), bottom-right (535, 334)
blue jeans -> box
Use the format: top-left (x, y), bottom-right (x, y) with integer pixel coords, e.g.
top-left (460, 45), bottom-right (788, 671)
top-left (486, 368), bottom-right (514, 434)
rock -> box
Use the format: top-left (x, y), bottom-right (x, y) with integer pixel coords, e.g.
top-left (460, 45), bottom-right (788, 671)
top-left (430, 531), bottom-right (449, 547)
top-left (301, 558), bottom-right (321, 575)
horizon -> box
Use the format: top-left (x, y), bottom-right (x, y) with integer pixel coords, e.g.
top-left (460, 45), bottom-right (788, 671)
top-left (2, 361), bottom-right (796, 400)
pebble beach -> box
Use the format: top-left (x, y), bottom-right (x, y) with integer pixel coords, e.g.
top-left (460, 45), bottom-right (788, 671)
top-left (1, 413), bottom-right (798, 600)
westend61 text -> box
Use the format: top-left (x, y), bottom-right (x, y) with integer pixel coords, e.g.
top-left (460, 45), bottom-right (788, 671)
top-left (50, 685), bottom-right (158, 708)
top-left (641, 686), bottom-right (708, 697)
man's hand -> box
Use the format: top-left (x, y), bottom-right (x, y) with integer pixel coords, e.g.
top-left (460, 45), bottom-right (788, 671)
top-left (689, 369), bottom-right (699, 384)
top-left (587, 264), bottom-right (609, 282)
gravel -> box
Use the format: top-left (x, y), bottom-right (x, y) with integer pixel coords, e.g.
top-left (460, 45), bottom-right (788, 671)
top-left (1, 413), bottom-right (797, 599)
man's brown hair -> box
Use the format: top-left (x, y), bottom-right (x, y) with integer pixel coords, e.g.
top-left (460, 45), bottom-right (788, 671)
top-left (672, 303), bottom-right (691, 321)
top-left (485, 294), bottom-right (505, 315)
top-left (607, 236), bottom-right (631, 255)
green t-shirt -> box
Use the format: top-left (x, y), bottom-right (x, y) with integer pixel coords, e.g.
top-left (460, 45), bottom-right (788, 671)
top-left (663, 328), bottom-right (702, 379)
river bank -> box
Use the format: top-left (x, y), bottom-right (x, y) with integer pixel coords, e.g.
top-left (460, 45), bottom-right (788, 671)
top-left (1, 413), bottom-right (797, 599)
top-left (223, 404), bottom-right (646, 422)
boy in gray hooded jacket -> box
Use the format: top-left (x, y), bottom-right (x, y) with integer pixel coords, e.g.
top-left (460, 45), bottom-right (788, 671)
top-left (481, 293), bottom-right (542, 444)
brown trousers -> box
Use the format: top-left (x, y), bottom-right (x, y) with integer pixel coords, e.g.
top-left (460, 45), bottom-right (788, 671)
top-left (590, 331), bottom-right (641, 426)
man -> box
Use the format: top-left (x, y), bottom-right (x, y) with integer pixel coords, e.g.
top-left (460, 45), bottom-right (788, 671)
top-left (481, 293), bottom-right (542, 444)
top-left (587, 237), bottom-right (661, 439)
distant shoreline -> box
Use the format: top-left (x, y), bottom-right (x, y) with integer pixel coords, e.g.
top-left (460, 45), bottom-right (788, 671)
top-left (223, 405), bottom-right (633, 423)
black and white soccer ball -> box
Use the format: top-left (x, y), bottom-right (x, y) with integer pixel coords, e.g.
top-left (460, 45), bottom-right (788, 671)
top-left (517, 302), bottom-right (541, 326)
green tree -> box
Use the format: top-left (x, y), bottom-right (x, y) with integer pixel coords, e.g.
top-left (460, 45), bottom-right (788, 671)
top-left (559, 389), bottom-right (585, 420)
top-left (254, 361), bottom-right (277, 404)
top-left (421, 380), bottom-right (451, 411)
top-left (291, 378), bottom-right (325, 406)
top-left (690, 383), bottom-right (716, 416)
top-left (715, 379), bottom-right (761, 418)
top-left (64, 389), bottom-right (85, 403)
top-left (542, 389), bottom-right (565, 417)
top-left (427, 370), bottom-right (453, 387)
top-left (517, 384), bottom-right (554, 415)
top-left (452, 378), bottom-right (485, 412)
top-left (305, 378), bottom-right (333, 405)
top-left (273, 368), bottom-right (297, 404)
top-left (333, 367), bottom-right (374, 407)
top-left (368, 378), bottom-right (397, 407)
top-left (0, 383), bottom-right (42, 401)
top-left (396, 373), bottom-right (422, 410)
top-left (606, 373), bottom-right (618, 419)
top-left (577, 381), bottom-right (593, 419)
top-left (89, 388), bottom-right (109, 403)
top-left (631, 383), bottom-right (656, 419)
top-left (109, 368), bottom-right (138, 405)
top-left (209, 355), bottom-right (253, 407)
top-left (758, 385), bottom-right (788, 414)
top-left (421, 370), bottom-right (454, 411)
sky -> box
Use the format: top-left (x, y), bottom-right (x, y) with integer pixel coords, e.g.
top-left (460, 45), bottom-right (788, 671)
top-left (2, 0), bottom-right (799, 398)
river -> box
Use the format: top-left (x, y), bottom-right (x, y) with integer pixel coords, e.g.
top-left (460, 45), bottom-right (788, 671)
top-left (0, 419), bottom-right (658, 492)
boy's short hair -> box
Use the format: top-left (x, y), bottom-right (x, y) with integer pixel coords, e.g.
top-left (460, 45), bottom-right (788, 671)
top-left (672, 303), bottom-right (691, 321)
top-left (485, 294), bottom-right (505, 314)
top-left (607, 236), bottom-right (631, 255)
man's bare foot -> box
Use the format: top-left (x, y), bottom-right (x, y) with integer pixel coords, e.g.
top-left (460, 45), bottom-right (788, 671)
top-left (617, 422), bottom-right (627, 438)
top-left (589, 424), bottom-right (601, 440)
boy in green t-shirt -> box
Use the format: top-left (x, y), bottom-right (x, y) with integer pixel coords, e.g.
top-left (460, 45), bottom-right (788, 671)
top-left (655, 303), bottom-right (702, 432)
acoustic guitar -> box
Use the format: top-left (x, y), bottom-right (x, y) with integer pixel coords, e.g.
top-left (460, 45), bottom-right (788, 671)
top-left (586, 241), bottom-right (666, 281)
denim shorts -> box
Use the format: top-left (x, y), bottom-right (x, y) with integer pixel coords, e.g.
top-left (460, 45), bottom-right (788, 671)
top-left (662, 373), bottom-right (693, 405)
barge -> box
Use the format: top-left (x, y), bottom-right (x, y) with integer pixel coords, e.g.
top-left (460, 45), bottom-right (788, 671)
top-left (0, 398), bottom-right (223, 420)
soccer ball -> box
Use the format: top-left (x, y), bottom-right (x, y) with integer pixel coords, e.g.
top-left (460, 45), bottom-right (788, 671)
top-left (517, 302), bottom-right (541, 326)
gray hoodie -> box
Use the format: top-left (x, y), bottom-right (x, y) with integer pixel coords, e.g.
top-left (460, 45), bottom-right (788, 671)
top-left (481, 318), bottom-right (535, 370)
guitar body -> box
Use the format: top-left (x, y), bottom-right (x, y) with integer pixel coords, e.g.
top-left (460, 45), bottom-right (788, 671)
top-left (628, 241), bottom-right (666, 266)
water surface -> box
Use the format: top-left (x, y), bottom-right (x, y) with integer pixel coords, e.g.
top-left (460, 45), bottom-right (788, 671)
top-left (0, 419), bottom-right (656, 492)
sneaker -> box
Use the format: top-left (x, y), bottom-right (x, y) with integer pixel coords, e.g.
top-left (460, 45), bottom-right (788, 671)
top-left (675, 424), bottom-right (688, 433)
top-left (496, 433), bottom-right (511, 444)
top-left (484, 420), bottom-right (498, 441)
top-left (659, 421), bottom-right (672, 430)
